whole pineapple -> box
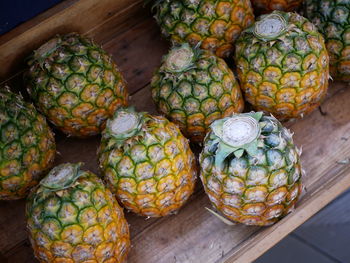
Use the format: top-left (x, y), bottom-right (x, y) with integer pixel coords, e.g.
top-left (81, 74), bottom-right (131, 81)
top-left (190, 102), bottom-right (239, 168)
top-left (98, 108), bottom-right (197, 217)
top-left (151, 44), bottom-right (244, 143)
top-left (25, 33), bottom-right (128, 137)
top-left (200, 112), bottom-right (303, 226)
top-left (235, 11), bottom-right (329, 120)
top-left (251, 0), bottom-right (303, 13)
top-left (304, 0), bottom-right (350, 81)
top-left (153, 0), bottom-right (255, 57)
top-left (0, 88), bottom-right (55, 200)
top-left (26, 163), bottom-right (130, 262)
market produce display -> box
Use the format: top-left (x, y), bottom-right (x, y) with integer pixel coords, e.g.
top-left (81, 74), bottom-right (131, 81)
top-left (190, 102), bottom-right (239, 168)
top-left (304, 0), bottom-right (350, 81)
top-left (1, 0), bottom-right (345, 261)
top-left (235, 11), bottom-right (329, 120)
top-left (98, 108), bottom-right (197, 217)
top-left (200, 112), bottom-right (303, 226)
top-left (26, 163), bottom-right (130, 263)
top-left (0, 88), bottom-right (55, 200)
top-left (251, 0), bottom-right (303, 13)
top-left (152, 43), bottom-right (244, 143)
top-left (25, 33), bottom-right (128, 137)
top-left (153, 0), bottom-right (255, 57)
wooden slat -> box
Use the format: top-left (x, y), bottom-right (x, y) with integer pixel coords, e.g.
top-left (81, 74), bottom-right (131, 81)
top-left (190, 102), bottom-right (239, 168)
top-left (0, 0), bottom-right (145, 81)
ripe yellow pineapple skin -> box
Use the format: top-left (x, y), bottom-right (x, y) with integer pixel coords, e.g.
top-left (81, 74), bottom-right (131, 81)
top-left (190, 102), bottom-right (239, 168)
top-left (26, 165), bottom-right (130, 263)
top-left (25, 33), bottom-right (128, 137)
top-left (0, 89), bottom-right (55, 200)
top-left (235, 12), bottom-right (329, 120)
top-left (155, 0), bottom-right (255, 57)
top-left (99, 113), bottom-right (197, 217)
top-left (200, 114), bottom-right (303, 226)
top-left (252, 0), bottom-right (303, 13)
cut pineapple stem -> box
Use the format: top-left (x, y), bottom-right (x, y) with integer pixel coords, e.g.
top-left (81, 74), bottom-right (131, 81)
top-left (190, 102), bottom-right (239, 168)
top-left (34, 36), bottom-right (61, 60)
top-left (165, 44), bottom-right (194, 72)
top-left (205, 207), bottom-right (235, 226)
top-left (110, 111), bottom-right (139, 135)
top-left (40, 163), bottom-right (81, 190)
top-left (221, 116), bottom-right (260, 147)
top-left (254, 13), bottom-right (287, 40)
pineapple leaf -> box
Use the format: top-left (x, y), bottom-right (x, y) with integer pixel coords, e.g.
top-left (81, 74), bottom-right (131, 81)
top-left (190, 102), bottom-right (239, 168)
top-left (205, 207), bottom-right (235, 226)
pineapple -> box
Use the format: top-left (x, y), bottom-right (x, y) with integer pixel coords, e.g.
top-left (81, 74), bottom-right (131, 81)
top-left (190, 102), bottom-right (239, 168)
top-left (0, 88), bottom-right (55, 200)
top-left (26, 163), bottom-right (130, 263)
top-left (25, 33), bottom-right (128, 137)
top-left (304, 0), bottom-right (350, 81)
top-left (151, 44), bottom-right (244, 143)
top-left (153, 0), bottom-right (255, 57)
top-left (98, 108), bottom-right (197, 217)
top-left (235, 11), bottom-right (329, 120)
top-left (251, 0), bottom-right (303, 13)
top-left (200, 112), bottom-right (303, 226)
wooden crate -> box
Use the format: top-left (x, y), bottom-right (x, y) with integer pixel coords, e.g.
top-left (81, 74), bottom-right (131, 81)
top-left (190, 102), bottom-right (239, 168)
top-left (1, 1), bottom-right (350, 262)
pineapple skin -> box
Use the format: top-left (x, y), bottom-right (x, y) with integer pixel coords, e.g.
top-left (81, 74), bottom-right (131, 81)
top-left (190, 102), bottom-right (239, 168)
top-left (200, 115), bottom-right (303, 226)
top-left (25, 33), bottom-right (128, 137)
top-left (26, 167), bottom-right (130, 263)
top-left (151, 46), bottom-right (244, 143)
top-left (251, 0), bottom-right (303, 13)
top-left (155, 0), bottom-right (255, 58)
top-left (304, 0), bottom-right (350, 81)
top-left (99, 114), bottom-right (197, 217)
top-left (235, 12), bottom-right (329, 120)
top-left (0, 89), bottom-right (55, 200)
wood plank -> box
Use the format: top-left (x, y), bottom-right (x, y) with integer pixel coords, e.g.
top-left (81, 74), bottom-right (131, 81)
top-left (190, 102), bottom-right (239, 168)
top-left (0, 0), bottom-right (145, 81)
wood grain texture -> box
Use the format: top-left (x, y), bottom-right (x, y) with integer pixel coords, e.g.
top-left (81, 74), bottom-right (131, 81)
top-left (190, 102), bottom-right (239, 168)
top-left (1, 1), bottom-right (350, 263)
top-left (0, 0), bottom-right (145, 81)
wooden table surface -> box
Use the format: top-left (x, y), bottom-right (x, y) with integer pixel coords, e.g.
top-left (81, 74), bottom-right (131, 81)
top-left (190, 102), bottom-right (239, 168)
top-left (1, 1), bottom-right (350, 262)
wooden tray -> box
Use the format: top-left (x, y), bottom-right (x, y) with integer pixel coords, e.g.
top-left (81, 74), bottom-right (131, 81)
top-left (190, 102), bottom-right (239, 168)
top-left (1, 1), bottom-right (350, 262)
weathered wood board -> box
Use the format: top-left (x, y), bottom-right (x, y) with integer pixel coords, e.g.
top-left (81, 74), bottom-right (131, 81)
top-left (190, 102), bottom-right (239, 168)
top-left (1, 1), bottom-right (350, 262)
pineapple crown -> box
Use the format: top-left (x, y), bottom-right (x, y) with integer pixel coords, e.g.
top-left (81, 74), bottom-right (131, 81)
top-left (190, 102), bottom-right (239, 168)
top-left (0, 86), bottom-right (36, 120)
top-left (31, 163), bottom-right (86, 205)
top-left (206, 112), bottom-right (264, 169)
top-left (154, 43), bottom-right (206, 88)
top-left (243, 11), bottom-right (303, 42)
top-left (102, 107), bottom-right (148, 150)
top-left (40, 163), bottom-right (84, 191)
top-left (161, 43), bottom-right (203, 73)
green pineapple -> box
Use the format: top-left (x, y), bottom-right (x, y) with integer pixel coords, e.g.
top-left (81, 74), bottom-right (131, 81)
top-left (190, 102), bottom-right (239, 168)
top-left (25, 33), bottom-right (128, 137)
top-left (200, 112), bottom-right (303, 226)
top-left (304, 0), bottom-right (350, 81)
top-left (26, 163), bottom-right (130, 262)
top-left (0, 88), bottom-right (55, 200)
top-left (151, 44), bottom-right (244, 143)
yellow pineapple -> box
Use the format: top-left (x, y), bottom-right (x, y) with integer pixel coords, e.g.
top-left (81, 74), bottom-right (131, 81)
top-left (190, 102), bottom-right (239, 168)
top-left (26, 163), bottom-right (130, 262)
top-left (235, 11), bottom-right (329, 120)
top-left (98, 108), bottom-right (197, 217)
top-left (153, 0), bottom-right (255, 57)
